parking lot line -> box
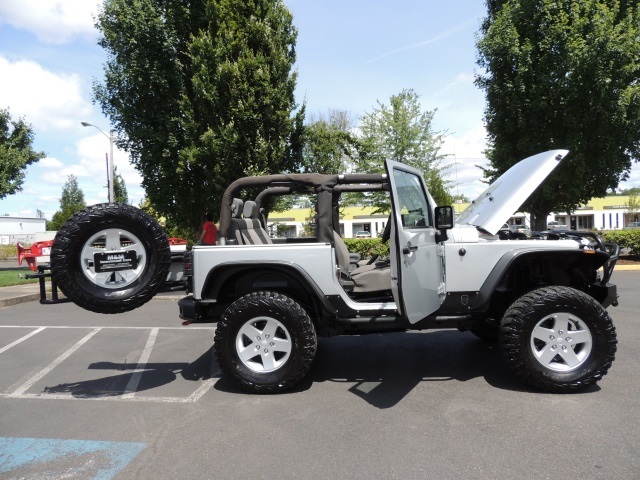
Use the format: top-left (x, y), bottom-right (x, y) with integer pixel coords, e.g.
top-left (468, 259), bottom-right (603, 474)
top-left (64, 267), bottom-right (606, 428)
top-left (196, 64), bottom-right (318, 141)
top-left (121, 327), bottom-right (159, 399)
top-left (0, 325), bottom-right (219, 403)
top-left (0, 327), bottom-right (45, 354)
top-left (0, 325), bottom-right (215, 330)
top-left (8, 328), bottom-right (101, 397)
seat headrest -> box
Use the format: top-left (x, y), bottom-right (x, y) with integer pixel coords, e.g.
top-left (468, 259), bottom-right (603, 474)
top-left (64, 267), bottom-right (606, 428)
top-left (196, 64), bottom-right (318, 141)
top-left (243, 200), bottom-right (257, 219)
top-left (231, 198), bottom-right (244, 218)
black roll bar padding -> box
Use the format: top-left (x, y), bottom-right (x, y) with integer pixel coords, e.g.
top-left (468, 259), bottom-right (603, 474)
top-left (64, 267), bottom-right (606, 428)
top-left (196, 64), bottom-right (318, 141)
top-left (218, 172), bottom-right (388, 243)
top-left (219, 173), bottom-right (339, 243)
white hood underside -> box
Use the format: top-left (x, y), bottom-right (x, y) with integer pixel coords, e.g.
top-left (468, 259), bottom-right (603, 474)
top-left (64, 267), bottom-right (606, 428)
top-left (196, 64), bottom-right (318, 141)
top-left (457, 149), bottom-right (569, 235)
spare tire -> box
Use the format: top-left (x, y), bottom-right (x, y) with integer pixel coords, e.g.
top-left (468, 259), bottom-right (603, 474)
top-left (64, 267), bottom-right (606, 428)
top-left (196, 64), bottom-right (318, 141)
top-left (51, 203), bottom-right (171, 314)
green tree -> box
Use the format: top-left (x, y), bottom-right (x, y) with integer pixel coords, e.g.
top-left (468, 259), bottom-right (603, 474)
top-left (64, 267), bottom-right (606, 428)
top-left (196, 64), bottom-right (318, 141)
top-left (94, 0), bottom-right (304, 237)
top-left (357, 89), bottom-right (452, 210)
top-left (0, 108), bottom-right (44, 199)
top-left (268, 110), bottom-right (362, 214)
top-left (48, 175), bottom-right (86, 231)
top-left (112, 166), bottom-right (128, 204)
top-left (452, 193), bottom-right (470, 203)
top-left (476, 0), bottom-right (640, 230)
top-left (302, 110), bottom-right (360, 174)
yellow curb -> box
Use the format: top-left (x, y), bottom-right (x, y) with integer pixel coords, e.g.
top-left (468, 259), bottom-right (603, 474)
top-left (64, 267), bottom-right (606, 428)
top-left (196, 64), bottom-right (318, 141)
top-left (614, 264), bottom-right (640, 271)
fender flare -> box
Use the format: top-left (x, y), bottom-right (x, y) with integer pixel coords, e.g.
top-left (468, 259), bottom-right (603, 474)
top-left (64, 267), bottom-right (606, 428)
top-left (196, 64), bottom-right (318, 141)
top-left (201, 261), bottom-right (337, 315)
top-left (472, 248), bottom-right (609, 311)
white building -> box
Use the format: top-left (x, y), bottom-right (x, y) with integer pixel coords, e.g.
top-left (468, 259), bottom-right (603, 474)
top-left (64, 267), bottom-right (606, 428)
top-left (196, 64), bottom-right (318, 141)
top-left (0, 216), bottom-right (47, 244)
top-left (268, 195), bottom-right (638, 238)
top-left (455, 195), bottom-right (638, 231)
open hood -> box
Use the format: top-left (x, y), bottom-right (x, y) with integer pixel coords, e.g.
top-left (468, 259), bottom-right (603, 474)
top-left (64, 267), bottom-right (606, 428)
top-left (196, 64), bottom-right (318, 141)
top-left (457, 149), bottom-right (569, 235)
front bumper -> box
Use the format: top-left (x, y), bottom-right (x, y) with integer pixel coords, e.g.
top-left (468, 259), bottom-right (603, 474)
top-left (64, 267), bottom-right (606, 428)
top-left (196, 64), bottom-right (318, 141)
top-left (589, 282), bottom-right (618, 308)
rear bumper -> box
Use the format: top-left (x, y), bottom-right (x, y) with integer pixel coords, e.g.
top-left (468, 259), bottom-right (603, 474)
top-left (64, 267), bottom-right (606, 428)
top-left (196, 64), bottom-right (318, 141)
top-left (178, 295), bottom-right (196, 320)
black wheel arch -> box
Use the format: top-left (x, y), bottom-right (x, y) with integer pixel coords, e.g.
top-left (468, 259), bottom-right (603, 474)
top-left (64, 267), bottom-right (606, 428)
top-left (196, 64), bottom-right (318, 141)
top-left (473, 249), bottom-right (611, 314)
top-left (200, 261), bottom-right (336, 320)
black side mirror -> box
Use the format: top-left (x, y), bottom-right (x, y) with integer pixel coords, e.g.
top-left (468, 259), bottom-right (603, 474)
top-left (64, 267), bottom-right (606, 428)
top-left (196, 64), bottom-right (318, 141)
top-left (435, 206), bottom-right (454, 230)
top-left (435, 206), bottom-right (454, 243)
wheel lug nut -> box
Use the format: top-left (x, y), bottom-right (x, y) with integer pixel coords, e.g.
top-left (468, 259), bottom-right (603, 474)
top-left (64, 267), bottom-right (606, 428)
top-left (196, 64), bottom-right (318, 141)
top-left (558, 330), bottom-right (564, 335)
top-left (562, 345), bottom-right (567, 351)
top-left (265, 334), bottom-right (270, 339)
top-left (566, 337), bottom-right (571, 342)
top-left (549, 335), bottom-right (555, 340)
top-left (551, 345), bottom-right (557, 350)
top-left (264, 349), bottom-right (269, 353)
top-left (270, 342), bottom-right (275, 347)
top-left (256, 336), bottom-right (261, 341)
top-left (256, 345), bottom-right (260, 350)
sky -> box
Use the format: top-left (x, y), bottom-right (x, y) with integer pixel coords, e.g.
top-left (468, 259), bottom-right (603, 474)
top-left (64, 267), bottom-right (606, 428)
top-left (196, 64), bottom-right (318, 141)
top-left (1, 0), bottom-right (639, 220)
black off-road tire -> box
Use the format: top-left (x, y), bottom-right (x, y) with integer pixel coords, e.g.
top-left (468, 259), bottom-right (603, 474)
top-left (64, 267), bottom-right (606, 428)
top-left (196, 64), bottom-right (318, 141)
top-left (51, 203), bottom-right (170, 314)
top-left (500, 286), bottom-right (617, 393)
top-left (214, 291), bottom-right (317, 394)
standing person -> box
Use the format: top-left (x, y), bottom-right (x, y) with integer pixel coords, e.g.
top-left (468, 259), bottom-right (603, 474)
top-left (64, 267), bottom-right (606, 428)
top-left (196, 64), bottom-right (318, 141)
top-left (200, 213), bottom-right (218, 245)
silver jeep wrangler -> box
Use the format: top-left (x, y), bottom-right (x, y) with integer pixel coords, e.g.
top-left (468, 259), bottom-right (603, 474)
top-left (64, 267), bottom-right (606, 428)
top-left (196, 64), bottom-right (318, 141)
top-left (50, 150), bottom-right (619, 394)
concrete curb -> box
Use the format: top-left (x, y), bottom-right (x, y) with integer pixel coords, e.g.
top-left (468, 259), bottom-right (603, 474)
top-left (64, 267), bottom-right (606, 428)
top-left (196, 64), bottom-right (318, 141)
top-left (0, 284), bottom-right (187, 309)
top-left (0, 293), bottom-right (41, 308)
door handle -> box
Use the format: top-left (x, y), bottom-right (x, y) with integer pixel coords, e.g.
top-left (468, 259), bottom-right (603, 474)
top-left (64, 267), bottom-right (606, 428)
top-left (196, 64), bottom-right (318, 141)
top-left (402, 243), bottom-right (418, 254)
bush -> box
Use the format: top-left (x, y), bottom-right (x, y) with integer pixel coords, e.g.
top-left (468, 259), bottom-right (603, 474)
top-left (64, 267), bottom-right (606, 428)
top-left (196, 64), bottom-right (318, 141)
top-left (601, 229), bottom-right (640, 255)
top-left (343, 238), bottom-right (389, 259)
top-left (0, 244), bottom-right (18, 260)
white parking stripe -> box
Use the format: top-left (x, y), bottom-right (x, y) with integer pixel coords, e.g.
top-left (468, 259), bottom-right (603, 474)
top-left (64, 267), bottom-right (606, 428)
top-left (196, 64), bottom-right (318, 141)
top-left (121, 327), bottom-right (159, 399)
top-left (0, 325), bottom-right (215, 330)
top-left (0, 327), bottom-right (46, 354)
top-left (187, 349), bottom-right (220, 402)
top-left (9, 328), bottom-right (102, 396)
top-left (2, 392), bottom-right (209, 403)
top-left (0, 325), bottom-right (218, 402)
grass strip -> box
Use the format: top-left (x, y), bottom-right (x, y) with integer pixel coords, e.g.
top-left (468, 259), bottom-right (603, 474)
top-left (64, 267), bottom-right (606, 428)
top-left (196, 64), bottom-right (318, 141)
top-left (0, 269), bottom-right (38, 287)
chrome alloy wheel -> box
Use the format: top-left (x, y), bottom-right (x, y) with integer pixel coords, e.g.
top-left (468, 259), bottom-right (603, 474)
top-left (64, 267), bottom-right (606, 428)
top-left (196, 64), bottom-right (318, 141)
top-left (530, 312), bottom-right (593, 372)
top-left (235, 316), bottom-right (292, 373)
top-left (80, 228), bottom-right (147, 289)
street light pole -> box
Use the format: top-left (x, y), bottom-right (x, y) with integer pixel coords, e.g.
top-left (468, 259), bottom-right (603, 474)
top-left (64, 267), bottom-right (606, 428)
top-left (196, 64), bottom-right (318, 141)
top-left (81, 121), bottom-right (115, 204)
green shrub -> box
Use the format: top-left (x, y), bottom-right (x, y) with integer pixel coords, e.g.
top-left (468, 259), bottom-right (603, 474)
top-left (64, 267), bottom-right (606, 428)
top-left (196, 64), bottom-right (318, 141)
top-left (601, 229), bottom-right (640, 255)
top-left (343, 238), bottom-right (389, 259)
top-left (0, 244), bottom-right (19, 260)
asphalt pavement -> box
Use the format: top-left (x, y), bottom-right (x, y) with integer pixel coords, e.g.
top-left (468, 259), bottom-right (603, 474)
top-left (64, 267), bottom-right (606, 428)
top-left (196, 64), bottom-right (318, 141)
top-left (0, 270), bottom-right (639, 479)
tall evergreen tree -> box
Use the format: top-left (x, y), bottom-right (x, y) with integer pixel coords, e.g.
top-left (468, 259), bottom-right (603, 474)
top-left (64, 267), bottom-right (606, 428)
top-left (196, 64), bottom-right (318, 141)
top-left (112, 166), bottom-right (128, 204)
top-left (94, 0), bottom-right (304, 236)
top-left (49, 175), bottom-right (86, 230)
top-left (0, 108), bottom-right (44, 199)
top-left (476, 0), bottom-right (640, 229)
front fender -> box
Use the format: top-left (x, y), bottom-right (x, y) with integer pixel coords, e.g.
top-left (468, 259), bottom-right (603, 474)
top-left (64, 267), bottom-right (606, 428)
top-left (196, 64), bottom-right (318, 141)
top-left (473, 249), bottom-right (611, 311)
